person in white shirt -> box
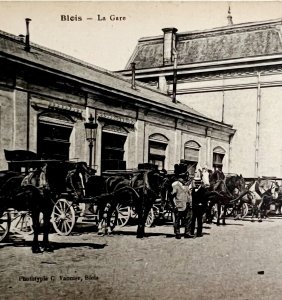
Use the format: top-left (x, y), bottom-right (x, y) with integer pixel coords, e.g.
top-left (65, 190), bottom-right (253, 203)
top-left (171, 171), bottom-right (193, 239)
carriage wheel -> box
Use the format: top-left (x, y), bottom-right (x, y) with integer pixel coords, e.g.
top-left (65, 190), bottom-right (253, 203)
top-left (115, 204), bottom-right (131, 229)
top-left (0, 211), bottom-right (11, 242)
top-left (145, 208), bottom-right (155, 228)
top-left (52, 199), bottom-right (76, 236)
top-left (13, 211), bottom-right (34, 235)
top-left (240, 203), bottom-right (249, 219)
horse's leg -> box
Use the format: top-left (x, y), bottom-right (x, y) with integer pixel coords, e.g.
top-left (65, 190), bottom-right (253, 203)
top-left (217, 202), bottom-right (221, 226)
top-left (106, 197), bottom-right (118, 235)
top-left (31, 211), bottom-right (42, 253)
top-left (137, 196), bottom-right (148, 239)
top-left (42, 208), bottom-right (53, 252)
top-left (234, 200), bottom-right (242, 220)
top-left (40, 191), bottom-right (54, 252)
top-left (136, 204), bottom-right (144, 238)
top-left (278, 200), bottom-right (282, 215)
top-left (251, 200), bottom-right (255, 222)
top-left (205, 200), bottom-right (213, 224)
top-left (258, 201), bottom-right (262, 222)
top-left (98, 201), bottom-right (109, 236)
top-left (222, 203), bottom-right (227, 225)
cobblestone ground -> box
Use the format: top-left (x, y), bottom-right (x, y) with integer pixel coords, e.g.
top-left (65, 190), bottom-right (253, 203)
top-left (1, 216), bottom-right (282, 300)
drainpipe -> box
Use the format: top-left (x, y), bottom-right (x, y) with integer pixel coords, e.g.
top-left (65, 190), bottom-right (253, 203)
top-left (255, 72), bottom-right (261, 177)
top-left (27, 93), bottom-right (30, 150)
top-left (222, 74), bottom-right (225, 123)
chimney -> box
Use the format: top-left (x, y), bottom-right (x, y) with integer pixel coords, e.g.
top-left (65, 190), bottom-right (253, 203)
top-left (24, 18), bottom-right (31, 52)
top-left (131, 62), bottom-right (136, 90)
top-left (162, 27), bottom-right (178, 65)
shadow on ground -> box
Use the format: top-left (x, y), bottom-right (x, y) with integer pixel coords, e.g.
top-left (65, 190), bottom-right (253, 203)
top-left (0, 237), bottom-right (107, 251)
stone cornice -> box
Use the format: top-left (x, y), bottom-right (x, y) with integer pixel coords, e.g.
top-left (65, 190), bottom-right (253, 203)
top-left (118, 54), bottom-right (282, 79)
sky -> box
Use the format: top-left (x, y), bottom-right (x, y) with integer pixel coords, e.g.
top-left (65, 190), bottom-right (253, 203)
top-left (0, 1), bottom-right (282, 71)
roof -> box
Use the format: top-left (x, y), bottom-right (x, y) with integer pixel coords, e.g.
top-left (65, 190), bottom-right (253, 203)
top-left (124, 18), bottom-right (282, 70)
top-left (0, 29), bottom-right (234, 130)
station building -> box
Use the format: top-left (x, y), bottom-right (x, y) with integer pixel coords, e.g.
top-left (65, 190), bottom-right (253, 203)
top-left (118, 16), bottom-right (282, 177)
top-left (0, 29), bottom-right (235, 175)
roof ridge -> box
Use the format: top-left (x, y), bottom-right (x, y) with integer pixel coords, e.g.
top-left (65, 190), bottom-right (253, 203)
top-left (138, 17), bottom-right (282, 42)
top-left (0, 29), bottom-right (168, 97)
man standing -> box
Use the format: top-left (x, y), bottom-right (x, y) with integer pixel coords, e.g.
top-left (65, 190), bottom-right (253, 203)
top-left (191, 186), bottom-right (208, 237)
top-left (171, 170), bottom-right (193, 239)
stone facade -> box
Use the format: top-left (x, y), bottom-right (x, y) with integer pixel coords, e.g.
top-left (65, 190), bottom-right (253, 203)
top-left (0, 30), bottom-right (234, 175)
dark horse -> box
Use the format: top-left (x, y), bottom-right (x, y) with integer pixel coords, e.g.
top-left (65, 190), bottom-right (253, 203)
top-left (0, 166), bottom-right (54, 253)
top-left (84, 173), bottom-right (139, 235)
top-left (131, 169), bottom-right (162, 238)
top-left (206, 171), bottom-right (247, 225)
top-left (87, 168), bottom-right (162, 238)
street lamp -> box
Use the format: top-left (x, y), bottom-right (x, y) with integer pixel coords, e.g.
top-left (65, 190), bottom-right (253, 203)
top-left (84, 114), bottom-right (98, 169)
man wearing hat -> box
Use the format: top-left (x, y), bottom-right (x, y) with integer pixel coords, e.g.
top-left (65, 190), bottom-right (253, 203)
top-left (171, 164), bottom-right (194, 239)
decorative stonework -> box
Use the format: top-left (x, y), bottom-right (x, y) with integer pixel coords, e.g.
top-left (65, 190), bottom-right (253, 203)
top-left (97, 111), bottom-right (135, 126)
top-left (30, 98), bottom-right (83, 118)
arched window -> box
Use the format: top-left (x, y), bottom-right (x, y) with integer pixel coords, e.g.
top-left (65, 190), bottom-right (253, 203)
top-left (213, 146), bottom-right (226, 171)
top-left (183, 140), bottom-right (200, 175)
top-left (148, 134), bottom-right (168, 170)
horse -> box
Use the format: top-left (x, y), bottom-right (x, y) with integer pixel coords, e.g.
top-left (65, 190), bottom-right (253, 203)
top-left (274, 184), bottom-right (282, 214)
top-left (90, 168), bottom-right (162, 238)
top-left (205, 172), bottom-right (247, 225)
top-left (130, 169), bottom-right (162, 238)
top-left (0, 165), bottom-right (54, 253)
top-left (245, 179), bottom-right (277, 222)
top-left (85, 173), bottom-right (139, 235)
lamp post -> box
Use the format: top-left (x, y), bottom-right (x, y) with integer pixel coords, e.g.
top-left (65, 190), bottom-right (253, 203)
top-left (84, 114), bottom-right (98, 169)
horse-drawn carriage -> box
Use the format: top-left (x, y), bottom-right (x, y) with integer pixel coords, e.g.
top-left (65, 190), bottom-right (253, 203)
top-left (0, 150), bottom-right (126, 241)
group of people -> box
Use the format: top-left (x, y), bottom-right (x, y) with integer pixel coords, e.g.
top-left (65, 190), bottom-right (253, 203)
top-left (169, 164), bottom-right (208, 239)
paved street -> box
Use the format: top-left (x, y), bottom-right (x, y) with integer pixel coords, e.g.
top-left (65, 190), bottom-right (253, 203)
top-left (1, 216), bottom-right (282, 300)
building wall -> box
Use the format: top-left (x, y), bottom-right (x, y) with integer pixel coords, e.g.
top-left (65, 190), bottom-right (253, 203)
top-left (260, 87), bottom-right (282, 176)
top-left (173, 70), bottom-right (282, 177)
top-left (0, 61), bottom-right (232, 175)
top-left (0, 87), bottom-right (14, 170)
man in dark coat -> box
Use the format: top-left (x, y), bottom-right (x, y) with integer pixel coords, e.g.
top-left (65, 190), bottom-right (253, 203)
top-left (190, 185), bottom-right (209, 237)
